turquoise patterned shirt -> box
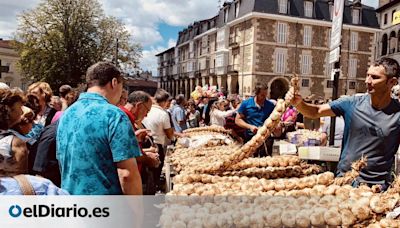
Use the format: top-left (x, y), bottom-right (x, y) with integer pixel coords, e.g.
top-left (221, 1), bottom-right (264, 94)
top-left (56, 92), bottom-right (141, 195)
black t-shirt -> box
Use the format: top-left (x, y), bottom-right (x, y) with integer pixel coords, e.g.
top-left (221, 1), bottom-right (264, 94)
top-left (32, 121), bottom-right (60, 186)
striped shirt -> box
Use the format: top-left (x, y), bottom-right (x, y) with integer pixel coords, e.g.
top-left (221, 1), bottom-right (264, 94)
top-left (0, 175), bottom-right (69, 195)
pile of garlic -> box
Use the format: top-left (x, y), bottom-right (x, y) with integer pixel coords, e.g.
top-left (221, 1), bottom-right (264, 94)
top-left (170, 172), bottom-right (335, 195)
top-left (226, 155), bottom-right (301, 170)
top-left (183, 125), bottom-right (232, 135)
top-left (160, 189), bottom-right (400, 228)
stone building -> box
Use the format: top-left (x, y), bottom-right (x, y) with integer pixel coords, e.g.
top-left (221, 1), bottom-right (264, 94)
top-left (376, 0), bottom-right (400, 64)
top-left (0, 39), bottom-right (28, 89)
top-left (157, 0), bottom-right (379, 99)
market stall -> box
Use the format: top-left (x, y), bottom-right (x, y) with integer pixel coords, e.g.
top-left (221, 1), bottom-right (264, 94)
top-left (159, 75), bottom-right (400, 227)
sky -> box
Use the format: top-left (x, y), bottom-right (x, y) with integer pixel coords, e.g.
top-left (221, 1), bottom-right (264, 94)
top-left (0, 0), bottom-right (379, 76)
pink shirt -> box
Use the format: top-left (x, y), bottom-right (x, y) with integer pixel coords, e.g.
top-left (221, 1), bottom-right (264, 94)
top-left (282, 108), bottom-right (297, 122)
top-left (51, 111), bottom-right (63, 124)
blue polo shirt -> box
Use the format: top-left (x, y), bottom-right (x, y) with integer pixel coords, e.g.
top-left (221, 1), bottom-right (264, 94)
top-left (56, 92), bottom-right (141, 195)
top-left (238, 97), bottom-right (275, 139)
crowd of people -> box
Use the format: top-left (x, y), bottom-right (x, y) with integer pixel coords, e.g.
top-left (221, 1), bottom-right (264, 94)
top-left (1, 57), bottom-right (400, 195)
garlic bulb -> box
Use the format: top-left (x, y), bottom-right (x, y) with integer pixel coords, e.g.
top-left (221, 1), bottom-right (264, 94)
top-left (324, 208), bottom-right (342, 226)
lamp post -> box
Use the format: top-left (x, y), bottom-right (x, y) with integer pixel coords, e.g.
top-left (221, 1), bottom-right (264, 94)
top-left (115, 38), bottom-right (119, 65)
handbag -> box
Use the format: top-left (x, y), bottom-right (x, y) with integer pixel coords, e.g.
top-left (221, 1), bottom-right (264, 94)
top-left (13, 175), bottom-right (36, 195)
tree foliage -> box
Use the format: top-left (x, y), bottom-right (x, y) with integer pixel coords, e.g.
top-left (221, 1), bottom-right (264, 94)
top-left (14, 0), bottom-right (142, 89)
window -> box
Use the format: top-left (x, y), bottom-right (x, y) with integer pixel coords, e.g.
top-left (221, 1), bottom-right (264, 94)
top-left (199, 41), bottom-right (202, 56)
top-left (348, 58), bottom-right (358, 78)
top-left (327, 28), bottom-right (331, 48)
top-left (279, 0), bottom-right (288, 14)
top-left (329, 4), bottom-right (333, 20)
top-left (352, 9), bottom-right (360, 24)
top-left (21, 82), bottom-right (27, 91)
top-left (384, 13), bottom-right (388, 25)
top-left (275, 49), bottom-right (286, 73)
top-left (277, 22), bottom-right (287, 44)
top-left (235, 1), bottom-right (240, 18)
top-left (187, 62), bottom-right (193, 72)
top-left (214, 34), bottom-right (218, 51)
top-left (327, 80), bottom-right (334, 88)
top-left (325, 54), bottom-right (334, 77)
top-left (393, 10), bottom-right (397, 23)
top-left (224, 8), bottom-right (229, 23)
top-left (350, 32), bottom-right (358, 51)
top-left (304, 1), bottom-right (313, 18)
top-left (216, 54), bottom-right (224, 67)
top-left (303, 25), bottom-right (312, 46)
top-left (349, 81), bottom-right (356, 90)
top-left (302, 79), bottom-right (310, 87)
top-left (301, 54), bottom-right (311, 75)
top-left (5, 82), bottom-right (11, 87)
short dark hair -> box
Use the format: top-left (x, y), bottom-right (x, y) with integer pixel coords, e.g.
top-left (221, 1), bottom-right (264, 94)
top-left (254, 82), bottom-right (269, 95)
top-left (154, 89), bottom-right (171, 104)
top-left (0, 88), bottom-right (26, 130)
top-left (86, 62), bottom-right (123, 88)
top-left (175, 94), bottom-right (185, 105)
top-left (59, 85), bottom-right (72, 98)
top-left (25, 94), bottom-right (41, 116)
top-left (128, 91), bottom-right (151, 105)
top-left (373, 57), bottom-right (400, 79)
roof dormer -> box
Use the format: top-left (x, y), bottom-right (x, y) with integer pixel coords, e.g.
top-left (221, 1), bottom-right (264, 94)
top-left (351, 0), bottom-right (362, 24)
top-left (304, 0), bottom-right (314, 18)
top-left (278, 0), bottom-right (288, 14)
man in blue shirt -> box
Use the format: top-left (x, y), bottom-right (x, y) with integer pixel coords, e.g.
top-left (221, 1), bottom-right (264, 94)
top-left (171, 94), bottom-right (188, 132)
top-left (57, 62), bottom-right (142, 195)
top-left (235, 83), bottom-right (276, 156)
top-left (287, 57), bottom-right (400, 189)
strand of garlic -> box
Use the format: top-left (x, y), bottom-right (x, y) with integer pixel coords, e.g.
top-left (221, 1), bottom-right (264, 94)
top-left (333, 156), bottom-right (367, 186)
top-left (219, 165), bottom-right (322, 179)
top-left (367, 218), bottom-right (400, 228)
top-left (169, 144), bottom-right (241, 172)
top-left (173, 171), bottom-right (334, 189)
top-left (189, 74), bottom-right (300, 173)
top-left (183, 125), bottom-right (232, 135)
top-left (226, 155), bottom-right (301, 170)
top-left (284, 73), bottom-right (300, 106)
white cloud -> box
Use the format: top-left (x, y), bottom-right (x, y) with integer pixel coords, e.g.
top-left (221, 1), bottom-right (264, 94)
top-left (140, 46), bottom-right (166, 76)
top-left (167, 38), bottom-right (176, 48)
top-left (124, 24), bottom-right (163, 46)
top-left (0, 0), bottom-right (40, 38)
top-left (140, 0), bottom-right (218, 26)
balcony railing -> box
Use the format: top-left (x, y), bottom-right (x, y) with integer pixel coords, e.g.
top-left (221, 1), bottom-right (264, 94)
top-left (195, 70), bottom-right (201, 78)
top-left (209, 68), bottom-right (215, 75)
top-left (229, 37), bottom-right (239, 47)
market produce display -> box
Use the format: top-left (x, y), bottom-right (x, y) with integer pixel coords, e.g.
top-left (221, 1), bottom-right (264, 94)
top-left (287, 129), bottom-right (323, 146)
top-left (161, 74), bottom-right (400, 227)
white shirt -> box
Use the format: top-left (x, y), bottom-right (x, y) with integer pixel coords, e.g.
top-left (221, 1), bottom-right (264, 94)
top-left (210, 109), bottom-right (235, 126)
top-left (142, 105), bottom-right (172, 146)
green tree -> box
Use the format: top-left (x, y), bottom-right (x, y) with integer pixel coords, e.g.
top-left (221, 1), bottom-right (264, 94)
top-left (14, 0), bottom-right (142, 90)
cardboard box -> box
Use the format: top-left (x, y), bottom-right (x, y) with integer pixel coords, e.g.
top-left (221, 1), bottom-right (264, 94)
top-left (273, 140), bottom-right (297, 155)
top-left (298, 146), bottom-right (341, 162)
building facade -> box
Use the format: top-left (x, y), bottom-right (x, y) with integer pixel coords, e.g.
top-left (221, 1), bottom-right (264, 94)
top-left (157, 0), bottom-right (379, 99)
top-left (0, 39), bottom-right (27, 89)
top-left (376, 0), bottom-right (400, 64)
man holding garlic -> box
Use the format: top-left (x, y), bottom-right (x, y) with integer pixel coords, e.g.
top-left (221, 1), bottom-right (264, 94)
top-left (235, 82), bottom-right (282, 157)
top-left (286, 57), bottom-right (400, 190)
